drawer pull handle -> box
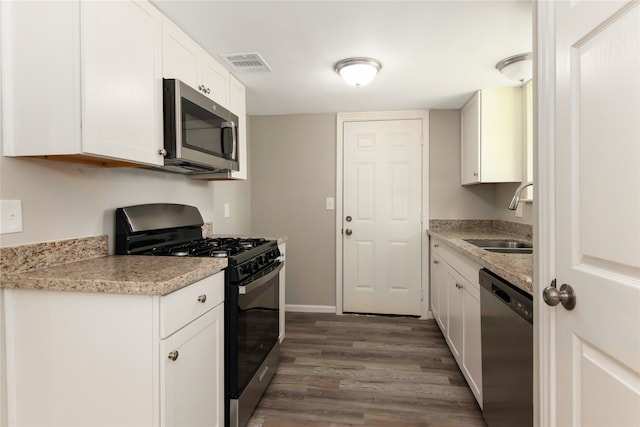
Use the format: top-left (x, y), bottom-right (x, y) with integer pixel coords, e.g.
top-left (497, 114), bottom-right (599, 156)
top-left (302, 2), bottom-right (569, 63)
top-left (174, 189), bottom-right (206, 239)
top-left (197, 294), bottom-right (207, 303)
top-left (168, 351), bottom-right (179, 361)
top-left (434, 244), bottom-right (439, 248)
top-left (433, 260), bottom-right (439, 264)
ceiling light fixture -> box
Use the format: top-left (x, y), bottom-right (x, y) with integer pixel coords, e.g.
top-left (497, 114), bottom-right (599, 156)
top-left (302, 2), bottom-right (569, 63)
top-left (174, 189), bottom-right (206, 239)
top-left (334, 57), bottom-right (382, 88)
top-left (495, 52), bottom-right (532, 84)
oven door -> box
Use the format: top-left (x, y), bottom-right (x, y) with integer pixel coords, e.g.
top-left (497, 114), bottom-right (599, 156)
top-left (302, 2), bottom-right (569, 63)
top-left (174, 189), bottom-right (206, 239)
top-left (227, 261), bottom-right (282, 399)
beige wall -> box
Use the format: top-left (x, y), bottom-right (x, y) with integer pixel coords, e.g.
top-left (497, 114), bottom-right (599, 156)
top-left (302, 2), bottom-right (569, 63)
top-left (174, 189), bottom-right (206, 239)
top-left (250, 114), bottom-right (336, 307)
top-left (429, 110), bottom-right (496, 220)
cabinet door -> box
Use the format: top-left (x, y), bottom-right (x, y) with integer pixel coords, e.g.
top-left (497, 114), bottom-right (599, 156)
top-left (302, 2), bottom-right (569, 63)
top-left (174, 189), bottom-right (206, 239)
top-left (227, 74), bottom-right (248, 180)
top-left (161, 18), bottom-right (199, 89)
top-left (463, 286), bottom-right (483, 407)
top-left (436, 255), bottom-right (449, 333)
top-left (81, 0), bottom-right (163, 165)
top-left (199, 52), bottom-right (229, 107)
top-left (446, 269), bottom-right (464, 362)
top-left (161, 304), bottom-right (224, 427)
top-left (460, 92), bottom-right (480, 185)
top-left (431, 253), bottom-right (445, 327)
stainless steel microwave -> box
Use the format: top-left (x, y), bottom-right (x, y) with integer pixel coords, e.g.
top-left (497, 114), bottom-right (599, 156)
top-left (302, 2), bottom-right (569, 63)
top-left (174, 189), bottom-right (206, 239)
top-left (160, 78), bottom-right (239, 174)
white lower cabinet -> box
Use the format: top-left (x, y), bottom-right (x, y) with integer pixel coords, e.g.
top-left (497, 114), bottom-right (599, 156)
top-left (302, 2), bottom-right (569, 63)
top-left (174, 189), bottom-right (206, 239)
top-left (162, 304), bottom-right (224, 427)
top-left (3, 272), bottom-right (225, 426)
top-left (430, 238), bottom-right (483, 407)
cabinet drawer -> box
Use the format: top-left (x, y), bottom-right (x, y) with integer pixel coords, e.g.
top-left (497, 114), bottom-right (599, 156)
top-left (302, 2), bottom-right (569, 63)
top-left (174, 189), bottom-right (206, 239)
top-left (438, 243), bottom-right (481, 292)
top-left (161, 272), bottom-right (224, 338)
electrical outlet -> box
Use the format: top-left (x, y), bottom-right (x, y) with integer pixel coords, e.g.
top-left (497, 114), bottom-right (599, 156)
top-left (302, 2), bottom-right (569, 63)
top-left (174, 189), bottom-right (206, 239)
top-left (224, 203), bottom-right (230, 218)
top-left (515, 203), bottom-right (524, 218)
top-left (1, 200), bottom-right (23, 234)
top-left (326, 197), bottom-right (335, 210)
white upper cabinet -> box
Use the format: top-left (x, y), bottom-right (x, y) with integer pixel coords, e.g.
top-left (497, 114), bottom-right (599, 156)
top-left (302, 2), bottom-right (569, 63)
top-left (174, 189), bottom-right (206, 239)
top-left (226, 74), bottom-right (248, 180)
top-left (460, 88), bottom-right (523, 185)
top-left (161, 17), bottom-right (229, 108)
top-left (1, 0), bottom-right (164, 167)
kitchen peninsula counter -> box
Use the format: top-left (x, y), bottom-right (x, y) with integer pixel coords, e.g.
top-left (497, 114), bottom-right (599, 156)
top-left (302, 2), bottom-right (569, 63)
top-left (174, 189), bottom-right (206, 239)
top-left (428, 220), bottom-right (533, 295)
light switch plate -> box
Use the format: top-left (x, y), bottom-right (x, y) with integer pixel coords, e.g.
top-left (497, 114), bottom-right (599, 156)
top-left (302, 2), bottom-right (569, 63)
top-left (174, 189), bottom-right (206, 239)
top-left (1, 200), bottom-right (23, 234)
top-left (325, 197), bottom-right (335, 210)
top-left (224, 203), bottom-right (230, 218)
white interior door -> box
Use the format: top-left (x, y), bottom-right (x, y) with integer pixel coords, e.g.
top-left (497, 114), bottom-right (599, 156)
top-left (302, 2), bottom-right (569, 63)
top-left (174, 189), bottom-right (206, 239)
top-left (553, 1), bottom-right (640, 425)
top-left (342, 119), bottom-right (423, 316)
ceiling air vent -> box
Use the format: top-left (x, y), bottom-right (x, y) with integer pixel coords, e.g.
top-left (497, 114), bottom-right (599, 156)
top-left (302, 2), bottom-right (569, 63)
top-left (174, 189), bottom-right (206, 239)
top-left (220, 52), bottom-right (272, 72)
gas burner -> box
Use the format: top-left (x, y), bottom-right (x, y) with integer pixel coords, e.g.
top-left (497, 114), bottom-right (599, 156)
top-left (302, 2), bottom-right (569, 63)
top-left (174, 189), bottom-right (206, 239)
top-left (238, 241), bottom-right (254, 249)
top-left (210, 250), bottom-right (228, 258)
top-left (171, 250), bottom-right (189, 257)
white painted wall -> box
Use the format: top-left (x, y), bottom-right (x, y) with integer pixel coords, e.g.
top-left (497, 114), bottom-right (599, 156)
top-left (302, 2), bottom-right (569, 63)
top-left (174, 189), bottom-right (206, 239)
top-left (0, 156), bottom-right (218, 251)
top-left (429, 110), bottom-right (497, 219)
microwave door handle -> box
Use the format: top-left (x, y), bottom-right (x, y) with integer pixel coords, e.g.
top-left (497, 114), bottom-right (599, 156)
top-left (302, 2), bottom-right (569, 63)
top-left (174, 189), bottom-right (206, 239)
top-left (231, 122), bottom-right (237, 160)
top-left (238, 262), bottom-right (283, 295)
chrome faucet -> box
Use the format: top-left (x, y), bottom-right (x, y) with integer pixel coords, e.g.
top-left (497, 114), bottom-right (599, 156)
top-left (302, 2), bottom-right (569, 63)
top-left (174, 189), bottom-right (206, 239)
top-left (508, 182), bottom-right (533, 210)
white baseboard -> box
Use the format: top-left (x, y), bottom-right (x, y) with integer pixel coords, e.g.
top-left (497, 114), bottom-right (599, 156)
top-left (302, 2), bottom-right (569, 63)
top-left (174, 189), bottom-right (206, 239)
top-left (285, 304), bottom-right (336, 313)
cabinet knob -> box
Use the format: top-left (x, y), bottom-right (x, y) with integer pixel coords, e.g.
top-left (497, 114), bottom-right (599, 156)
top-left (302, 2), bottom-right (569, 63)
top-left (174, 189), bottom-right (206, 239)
top-left (168, 351), bottom-right (179, 361)
top-left (433, 260), bottom-right (439, 264)
top-left (197, 294), bottom-right (207, 303)
top-left (158, 148), bottom-right (167, 156)
top-left (206, 87), bottom-right (211, 94)
top-left (434, 244), bottom-right (439, 248)
top-left (198, 84), bottom-right (204, 92)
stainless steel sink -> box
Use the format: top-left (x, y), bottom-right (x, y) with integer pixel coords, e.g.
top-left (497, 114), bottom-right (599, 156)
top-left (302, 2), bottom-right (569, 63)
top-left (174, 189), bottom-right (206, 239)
top-left (464, 239), bottom-right (533, 254)
top-left (484, 247), bottom-right (533, 254)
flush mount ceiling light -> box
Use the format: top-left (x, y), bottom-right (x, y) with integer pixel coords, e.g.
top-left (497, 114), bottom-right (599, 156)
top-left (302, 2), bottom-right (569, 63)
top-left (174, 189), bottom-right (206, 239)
top-left (334, 57), bottom-right (382, 88)
top-left (496, 52), bottom-right (532, 84)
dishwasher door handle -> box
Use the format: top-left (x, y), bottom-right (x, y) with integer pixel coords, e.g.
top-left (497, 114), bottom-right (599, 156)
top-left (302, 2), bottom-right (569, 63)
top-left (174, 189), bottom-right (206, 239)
top-left (492, 285), bottom-right (511, 303)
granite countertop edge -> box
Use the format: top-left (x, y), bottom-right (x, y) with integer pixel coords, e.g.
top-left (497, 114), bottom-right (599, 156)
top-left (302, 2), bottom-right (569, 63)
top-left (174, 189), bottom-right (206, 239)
top-left (427, 229), bottom-right (533, 295)
top-left (0, 255), bottom-right (228, 296)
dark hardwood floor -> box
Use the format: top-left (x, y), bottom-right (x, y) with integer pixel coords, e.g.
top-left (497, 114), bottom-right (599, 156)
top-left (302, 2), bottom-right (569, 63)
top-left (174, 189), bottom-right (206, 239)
top-left (247, 312), bottom-right (487, 427)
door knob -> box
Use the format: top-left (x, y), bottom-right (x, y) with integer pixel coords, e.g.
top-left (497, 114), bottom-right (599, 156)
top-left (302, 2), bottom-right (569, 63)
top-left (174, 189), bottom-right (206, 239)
top-left (543, 282), bottom-right (576, 310)
top-left (345, 229), bottom-right (353, 236)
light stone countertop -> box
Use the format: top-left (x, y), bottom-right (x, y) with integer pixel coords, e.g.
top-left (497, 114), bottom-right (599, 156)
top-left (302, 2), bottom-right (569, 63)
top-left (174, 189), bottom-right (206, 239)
top-left (427, 228), bottom-right (533, 295)
top-left (0, 255), bottom-right (227, 296)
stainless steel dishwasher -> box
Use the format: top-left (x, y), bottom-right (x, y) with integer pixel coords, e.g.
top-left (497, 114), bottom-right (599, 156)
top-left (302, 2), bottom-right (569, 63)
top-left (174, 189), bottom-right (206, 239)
top-left (479, 269), bottom-right (533, 427)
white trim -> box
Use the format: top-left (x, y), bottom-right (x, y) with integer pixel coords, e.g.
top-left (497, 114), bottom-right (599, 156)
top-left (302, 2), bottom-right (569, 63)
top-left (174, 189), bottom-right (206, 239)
top-left (534, 1), bottom-right (557, 426)
top-left (285, 304), bottom-right (337, 313)
top-left (335, 110), bottom-right (430, 318)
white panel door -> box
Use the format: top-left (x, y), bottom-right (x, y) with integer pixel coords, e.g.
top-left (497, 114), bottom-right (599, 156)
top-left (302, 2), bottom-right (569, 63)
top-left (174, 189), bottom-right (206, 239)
top-left (553, 1), bottom-right (640, 426)
top-left (343, 120), bottom-right (423, 315)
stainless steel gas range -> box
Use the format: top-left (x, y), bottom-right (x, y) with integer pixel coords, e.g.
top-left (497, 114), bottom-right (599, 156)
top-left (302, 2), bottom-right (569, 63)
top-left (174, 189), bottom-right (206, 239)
top-left (115, 203), bottom-right (281, 427)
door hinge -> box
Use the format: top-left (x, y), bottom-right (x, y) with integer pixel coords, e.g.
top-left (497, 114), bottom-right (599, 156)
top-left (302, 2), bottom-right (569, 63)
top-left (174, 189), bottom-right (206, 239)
top-left (420, 135), bottom-right (425, 146)
top-left (420, 212), bottom-right (424, 223)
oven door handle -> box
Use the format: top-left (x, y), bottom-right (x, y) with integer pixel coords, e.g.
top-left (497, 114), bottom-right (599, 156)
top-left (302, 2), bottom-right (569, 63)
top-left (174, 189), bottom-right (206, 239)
top-left (238, 262), bottom-right (283, 295)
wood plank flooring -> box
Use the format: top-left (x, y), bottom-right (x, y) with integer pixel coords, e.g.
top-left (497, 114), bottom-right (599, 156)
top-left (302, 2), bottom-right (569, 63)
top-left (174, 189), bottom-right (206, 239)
top-left (247, 312), bottom-right (487, 427)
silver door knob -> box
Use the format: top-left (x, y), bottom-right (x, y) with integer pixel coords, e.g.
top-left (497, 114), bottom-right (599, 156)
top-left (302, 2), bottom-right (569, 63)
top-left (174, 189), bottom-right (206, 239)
top-left (543, 283), bottom-right (576, 310)
top-left (345, 229), bottom-right (353, 236)
top-left (168, 351), bottom-right (179, 361)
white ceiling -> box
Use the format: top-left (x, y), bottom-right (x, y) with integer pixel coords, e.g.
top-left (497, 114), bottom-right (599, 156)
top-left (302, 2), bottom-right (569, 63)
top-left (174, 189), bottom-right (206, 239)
top-left (152, 1), bottom-right (532, 116)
